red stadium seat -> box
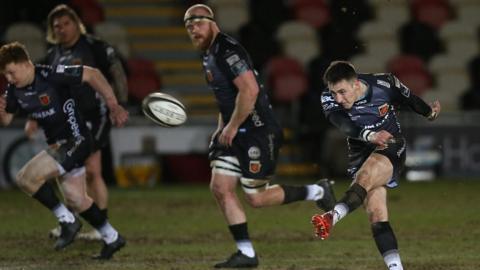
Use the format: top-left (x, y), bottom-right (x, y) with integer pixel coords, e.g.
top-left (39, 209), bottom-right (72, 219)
top-left (127, 58), bottom-right (162, 102)
top-left (291, 0), bottom-right (331, 29)
top-left (411, 0), bottom-right (452, 30)
top-left (127, 58), bottom-right (158, 77)
top-left (387, 54), bottom-right (433, 96)
top-left (265, 56), bottom-right (308, 103)
top-left (70, 0), bottom-right (105, 27)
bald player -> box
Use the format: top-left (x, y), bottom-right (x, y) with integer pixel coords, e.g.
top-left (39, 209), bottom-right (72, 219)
top-left (184, 4), bottom-right (336, 268)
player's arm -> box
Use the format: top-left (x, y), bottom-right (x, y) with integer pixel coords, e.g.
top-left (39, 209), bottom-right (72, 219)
top-left (220, 70), bottom-right (258, 146)
top-left (108, 58), bottom-right (128, 104)
top-left (327, 111), bottom-right (393, 147)
top-left (212, 113), bottom-right (224, 140)
top-left (388, 74), bottom-right (441, 121)
top-left (94, 41), bottom-right (129, 104)
top-left (82, 66), bottom-right (129, 126)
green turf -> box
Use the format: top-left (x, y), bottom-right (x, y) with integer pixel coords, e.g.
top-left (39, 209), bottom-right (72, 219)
top-left (0, 179), bottom-right (479, 270)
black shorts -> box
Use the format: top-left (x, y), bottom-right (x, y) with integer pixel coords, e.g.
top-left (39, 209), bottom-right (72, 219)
top-left (347, 137), bottom-right (406, 188)
top-left (209, 127), bottom-right (283, 179)
top-left (47, 136), bottom-right (93, 172)
top-left (85, 106), bottom-right (111, 151)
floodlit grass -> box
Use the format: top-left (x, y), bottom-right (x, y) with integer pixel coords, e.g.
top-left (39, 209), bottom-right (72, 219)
top-left (0, 179), bottom-right (479, 269)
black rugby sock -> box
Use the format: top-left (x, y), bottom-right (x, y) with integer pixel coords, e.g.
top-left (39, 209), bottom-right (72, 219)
top-left (32, 182), bottom-right (61, 210)
top-left (280, 185), bottom-right (307, 204)
top-left (338, 183), bottom-right (367, 213)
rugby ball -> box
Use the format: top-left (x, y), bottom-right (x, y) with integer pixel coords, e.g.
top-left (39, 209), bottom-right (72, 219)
top-left (142, 92), bottom-right (187, 127)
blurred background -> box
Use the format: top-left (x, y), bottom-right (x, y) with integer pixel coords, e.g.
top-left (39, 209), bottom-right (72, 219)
top-left (1, 0), bottom-right (480, 189)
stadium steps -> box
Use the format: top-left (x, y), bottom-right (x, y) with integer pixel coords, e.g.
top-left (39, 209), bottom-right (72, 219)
top-left (100, 0), bottom-right (215, 120)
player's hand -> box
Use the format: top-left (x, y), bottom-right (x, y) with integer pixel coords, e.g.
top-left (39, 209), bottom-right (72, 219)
top-left (109, 104), bottom-right (129, 127)
top-left (428, 100), bottom-right (441, 121)
top-left (24, 119), bottom-right (39, 139)
top-left (368, 130), bottom-right (394, 147)
top-left (218, 123), bottom-right (238, 147)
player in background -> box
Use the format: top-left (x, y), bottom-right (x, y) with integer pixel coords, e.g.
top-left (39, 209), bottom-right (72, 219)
top-left (311, 61), bottom-right (441, 270)
top-left (24, 4), bottom-right (129, 240)
top-left (0, 42), bottom-right (128, 259)
top-left (184, 4), bottom-right (336, 268)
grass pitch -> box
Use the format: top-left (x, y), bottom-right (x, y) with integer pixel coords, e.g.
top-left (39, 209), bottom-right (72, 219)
top-left (0, 179), bottom-right (479, 270)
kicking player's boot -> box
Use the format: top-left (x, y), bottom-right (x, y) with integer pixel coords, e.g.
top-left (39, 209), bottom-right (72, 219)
top-left (315, 179), bottom-right (336, 212)
top-left (77, 229), bottom-right (102, 241)
top-left (214, 251), bottom-right (259, 268)
top-left (92, 235), bottom-right (126, 260)
top-left (54, 217), bottom-right (82, 250)
top-left (49, 226), bottom-right (61, 239)
top-left (311, 211), bottom-right (333, 240)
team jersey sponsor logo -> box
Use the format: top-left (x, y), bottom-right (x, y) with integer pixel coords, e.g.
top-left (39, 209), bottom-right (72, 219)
top-left (248, 146), bottom-right (261, 159)
top-left (251, 110), bottom-right (265, 127)
top-left (31, 108), bottom-right (56, 119)
top-left (63, 99), bottom-right (82, 139)
top-left (377, 79), bottom-right (390, 88)
top-left (321, 95), bottom-right (334, 103)
top-left (39, 93), bottom-right (50, 106)
top-left (249, 161), bottom-right (261, 174)
top-left (378, 103), bottom-right (389, 117)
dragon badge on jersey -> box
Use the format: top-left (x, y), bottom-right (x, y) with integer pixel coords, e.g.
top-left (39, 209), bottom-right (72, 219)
top-left (39, 94), bottom-right (50, 106)
top-left (378, 103), bottom-right (389, 117)
top-left (249, 161), bottom-right (261, 174)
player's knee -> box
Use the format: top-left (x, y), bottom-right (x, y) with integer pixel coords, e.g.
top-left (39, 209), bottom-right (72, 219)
top-left (355, 170), bottom-right (372, 189)
top-left (15, 167), bottom-right (39, 190)
top-left (62, 188), bottom-right (88, 211)
top-left (209, 181), bottom-right (233, 201)
top-left (244, 193), bottom-right (264, 208)
top-left (367, 206), bottom-right (387, 223)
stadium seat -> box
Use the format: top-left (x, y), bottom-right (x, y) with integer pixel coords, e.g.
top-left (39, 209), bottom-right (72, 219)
top-left (127, 58), bottom-right (162, 103)
top-left (388, 54), bottom-right (428, 74)
top-left (456, 4), bottom-right (480, 26)
top-left (276, 20), bottom-right (317, 42)
top-left (387, 54), bottom-right (433, 96)
top-left (290, 0), bottom-right (331, 29)
top-left (430, 54), bottom-right (469, 74)
top-left (264, 56), bottom-right (308, 103)
top-left (399, 20), bottom-right (444, 62)
top-left (376, 4), bottom-right (409, 27)
top-left (94, 22), bottom-right (130, 58)
top-left (359, 22), bottom-right (396, 41)
top-left (364, 38), bottom-right (399, 60)
top-left (411, 0), bottom-right (453, 30)
top-left (4, 22), bottom-right (46, 62)
top-left (439, 21), bottom-right (478, 60)
top-left (350, 53), bottom-right (386, 73)
top-left (208, 0), bottom-right (248, 34)
top-left (276, 21), bottom-right (319, 66)
top-left (70, 0), bottom-right (105, 27)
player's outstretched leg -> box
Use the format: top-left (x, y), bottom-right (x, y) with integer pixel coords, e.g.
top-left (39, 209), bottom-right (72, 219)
top-left (214, 250), bottom-right (259, 268)
top-left (311, 211), bottom-right (333, 240)
top-left (314, 179), bottom-right (336, 211)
